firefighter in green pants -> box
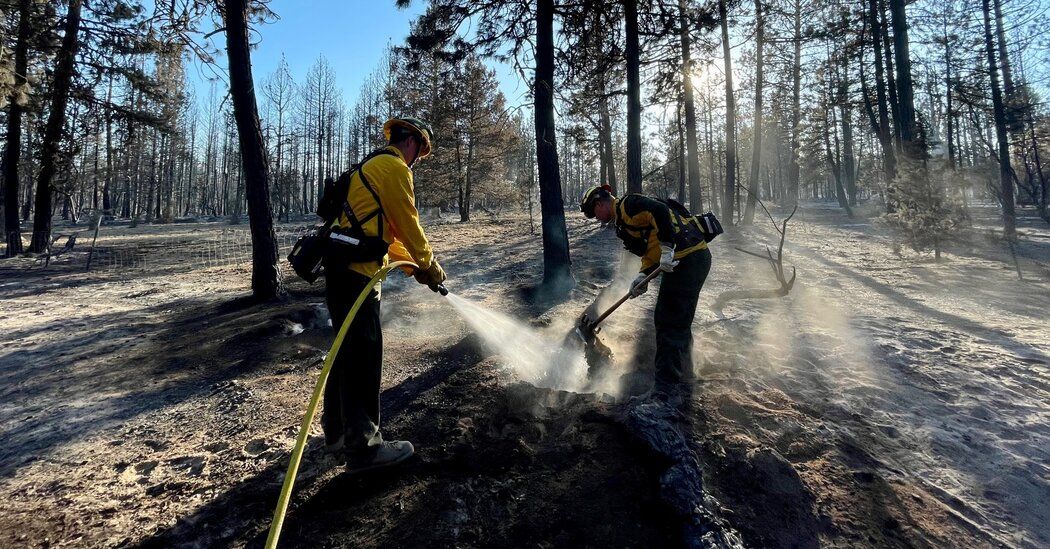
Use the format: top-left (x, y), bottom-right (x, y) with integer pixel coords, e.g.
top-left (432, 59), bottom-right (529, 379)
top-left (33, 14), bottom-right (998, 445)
top-left (580, 185), bottom-right (713, 392)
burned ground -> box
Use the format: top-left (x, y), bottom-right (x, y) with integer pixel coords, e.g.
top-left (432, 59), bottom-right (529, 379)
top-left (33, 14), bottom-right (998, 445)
top-left (1, 205), bottom-right (1047, 547)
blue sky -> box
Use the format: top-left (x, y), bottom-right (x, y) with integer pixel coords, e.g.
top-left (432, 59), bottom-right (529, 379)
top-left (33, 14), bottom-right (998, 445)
top-left (186, 0), bottom-right (527, 111)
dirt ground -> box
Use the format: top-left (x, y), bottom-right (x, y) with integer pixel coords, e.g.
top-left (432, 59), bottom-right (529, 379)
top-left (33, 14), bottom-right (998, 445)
top-left (0, 203), bottom-right (1047, 548)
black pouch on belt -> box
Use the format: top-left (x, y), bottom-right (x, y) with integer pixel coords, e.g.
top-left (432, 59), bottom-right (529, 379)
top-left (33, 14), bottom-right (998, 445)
top-left (288, 229), bottom-right (327, 284)
top-left (324, 225), bottom-right (390, 264)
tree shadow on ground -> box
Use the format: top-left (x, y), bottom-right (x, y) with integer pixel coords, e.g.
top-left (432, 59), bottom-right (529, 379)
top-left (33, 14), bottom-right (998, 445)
top-left (0, 293), bottom-right (322, 478)
top-left (130, 334), bottom-right (485, 548)
top-left (789, 241), bottom-right (1048, 364)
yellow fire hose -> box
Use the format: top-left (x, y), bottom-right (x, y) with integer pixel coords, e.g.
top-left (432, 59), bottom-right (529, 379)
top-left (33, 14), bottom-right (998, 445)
top-left (264, 260), bottom-right (418, 549)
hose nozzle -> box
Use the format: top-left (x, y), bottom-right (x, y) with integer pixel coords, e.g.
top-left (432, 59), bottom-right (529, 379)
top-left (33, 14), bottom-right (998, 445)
top-left (431, 283), bottom-right (449, 296)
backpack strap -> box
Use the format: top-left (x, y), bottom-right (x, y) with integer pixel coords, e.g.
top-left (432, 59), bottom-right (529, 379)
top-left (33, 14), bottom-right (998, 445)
top-left (339, 148), bottom-right (399, 239)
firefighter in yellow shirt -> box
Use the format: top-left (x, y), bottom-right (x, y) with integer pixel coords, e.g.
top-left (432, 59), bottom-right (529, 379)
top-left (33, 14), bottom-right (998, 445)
top-left (324, 117), bottom-right (445, 473)
top-left (580, 185), bottom-right (712, 399)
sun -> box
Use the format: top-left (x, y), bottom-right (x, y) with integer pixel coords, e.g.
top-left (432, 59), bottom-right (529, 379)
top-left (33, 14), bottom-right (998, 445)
top-left (689, 58), bottom-right (720, 91)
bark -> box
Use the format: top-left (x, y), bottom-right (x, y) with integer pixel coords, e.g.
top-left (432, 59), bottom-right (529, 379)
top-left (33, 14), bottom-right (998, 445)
top-left (224, 0), bottom-right (284, 298)
top-left (599, 95), bottom-right (618, 194)
top-left (888, 0), bottom-right (919, 158)
top-left (825, 95), bottom-right (852, 216)
top-left (1026, 112), bottom-right (1048, 223)
top-left (678, 0), bottom-right (704, 211)
top-left (839, 55), bottom-right (857, 207)
top-left (534, 0), bottom-right (572, 288)
top-left (992, 0), bottom-right (1016, 132)
top-left (719, 0), bottom-right (737, 224)
top-left (943, 28), bottom-right (956, 169)
top-left (625, 0), bottom-right (643, 194)
top-left (677, 101), bottom-right (686, 202)
top-left (3, 0), bottom-right (31, 256)
top-left (103, 78), bottom-right (114, 213)
top-left (92, 120), bottom-right (101, 210)
top-left (878, 0), bottom-right (901, 146)
top-left (742, 0), bottom-right (765, 224)
top-left (29, 0), bottom-right (83, 253)
top-left (983, 0), bottom-right (1016, 238)
top-left (705, 99), bottom-right (718, 214)
top-left (787, 0), bottom-right (802, 209)
top-left (868, 0), bottom-right (897, 207)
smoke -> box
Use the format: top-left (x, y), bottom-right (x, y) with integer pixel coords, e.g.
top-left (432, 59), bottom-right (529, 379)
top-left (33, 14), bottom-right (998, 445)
top-left (729, 281), bottom-right (878, 396)
top-left (444, 293), bottom-right (590, 392)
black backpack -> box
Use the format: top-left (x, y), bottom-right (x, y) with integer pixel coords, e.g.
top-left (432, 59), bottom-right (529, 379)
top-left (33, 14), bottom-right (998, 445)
top-left (666, 198), bottom-right (723, 243)
top-left (287, 149), bottom-right (397, 283)
top-left (316, 148), bottom-right (397, 223)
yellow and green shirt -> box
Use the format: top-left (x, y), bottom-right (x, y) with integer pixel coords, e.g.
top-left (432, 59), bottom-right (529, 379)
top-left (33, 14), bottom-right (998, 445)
top-left (614, 194), bottom-right (708, 273)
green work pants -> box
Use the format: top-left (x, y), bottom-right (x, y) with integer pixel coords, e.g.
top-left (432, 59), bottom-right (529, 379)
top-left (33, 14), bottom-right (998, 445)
top-left (323, 269), bottom-right (384, 459)
top-left (653, 247), bottom-right (712, 387)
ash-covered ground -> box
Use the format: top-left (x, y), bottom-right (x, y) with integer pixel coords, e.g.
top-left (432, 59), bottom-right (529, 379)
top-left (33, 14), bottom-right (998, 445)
top-left (0, 204), bottom-right (1047, 548)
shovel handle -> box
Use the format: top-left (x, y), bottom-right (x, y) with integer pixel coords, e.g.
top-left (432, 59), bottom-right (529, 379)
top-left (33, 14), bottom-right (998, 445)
top-left (588, 269), bottom-right (663, 328)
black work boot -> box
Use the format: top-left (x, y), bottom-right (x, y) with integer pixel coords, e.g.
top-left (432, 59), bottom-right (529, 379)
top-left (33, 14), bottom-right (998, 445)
top-left (345, 440), bottom-right (415, 475)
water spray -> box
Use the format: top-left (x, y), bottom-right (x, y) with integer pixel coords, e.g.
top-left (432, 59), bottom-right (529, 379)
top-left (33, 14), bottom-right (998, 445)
top-left (443, 293), bottom-right (591, 392)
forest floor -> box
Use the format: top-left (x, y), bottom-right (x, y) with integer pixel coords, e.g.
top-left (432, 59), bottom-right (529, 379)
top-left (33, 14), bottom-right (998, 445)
top-left (0, 203), bottom-right (1047, 548)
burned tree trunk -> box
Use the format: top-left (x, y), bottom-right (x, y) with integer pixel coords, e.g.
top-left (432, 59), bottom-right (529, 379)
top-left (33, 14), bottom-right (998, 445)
top-left (788, 0), bottom-right (802, 209)
top-left (888, 0), bottom-right (919, 159)
top-left (599, 94), bottom-right (618, 194)
top-left (867, 0), bottom-right (896, 208)
top-left (534, 0), bottom-right (573, 289)
top-left (742, 0), bottom-right (765, 224)
top-left (719, 0), bottom-right (738, 224)
top-left (625, 0), bottom-right (643, 194)
top-left (2, 0), bottom-right (31, 256)
top-left (982, 0), bottom-right (1016, 238)
top-left (224, 0), bottom-right (284, 299)
top-left (29, 0), bottom-right (83, 253)
top-left (678, 0), bottom-right (704, 212)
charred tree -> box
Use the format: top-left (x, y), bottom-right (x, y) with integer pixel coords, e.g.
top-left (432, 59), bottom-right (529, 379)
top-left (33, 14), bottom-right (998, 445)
top-left (223, 0), bottom-right (284, 299)
top-left (535, 0), bottom-right (573, 288)
top-left (599, 94), bottom-right (618, 194)
top-left (888, 0), bottom-right (919, 159)
top-left (787, 0), bottom-right (802, 209)
top-left (2, 0), bottom-right (31, 256)
top-left (982, 0), bottom-right (1016, 238)
top-left (867, 0), bottom-right (896, 208)
top-left (678, 0), bottom-right (704, 212)
top-left (719, 0), bottom-right (738, 224)
top-left (29, 0), bottom-right (83, 253)
top-left (625, 0), bottom-right (643, 194)
top-left (742, 0), bottom-right (765, 224)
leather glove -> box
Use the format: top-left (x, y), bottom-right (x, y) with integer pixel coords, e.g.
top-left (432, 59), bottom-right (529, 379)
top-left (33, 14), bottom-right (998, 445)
top-left (414, 259), bottom-right (447, 287)
top-left (659, 244), bottom-right (678, 273)
top-left (629, 272), bottom-right (649, 298)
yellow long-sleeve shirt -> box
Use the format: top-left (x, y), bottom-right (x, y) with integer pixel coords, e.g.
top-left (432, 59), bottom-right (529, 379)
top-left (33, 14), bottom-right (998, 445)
top-left (334, 146), bottom-right (435, 278)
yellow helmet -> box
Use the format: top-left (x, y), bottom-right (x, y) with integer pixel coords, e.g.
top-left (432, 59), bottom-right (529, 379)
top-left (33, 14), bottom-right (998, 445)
top-left (383, 117), bottom-right (433, 158)
top-left (580, 184), bottom-right (614, 218)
